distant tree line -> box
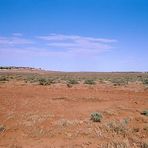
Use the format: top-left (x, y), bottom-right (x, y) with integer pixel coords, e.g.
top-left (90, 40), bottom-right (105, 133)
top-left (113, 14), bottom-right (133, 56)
top-left (0, 66), bottom-right (37, 70)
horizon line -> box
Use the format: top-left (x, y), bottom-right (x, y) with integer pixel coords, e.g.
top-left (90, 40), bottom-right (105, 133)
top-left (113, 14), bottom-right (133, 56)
top-left (0, 66), bottom-right (147, 73)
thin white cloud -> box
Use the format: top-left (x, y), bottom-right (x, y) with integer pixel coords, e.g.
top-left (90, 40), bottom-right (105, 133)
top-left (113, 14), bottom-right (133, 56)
top-left (37, 34), bottom-right (116, 55)
top-left (12, 33), bottom-right (23, 37)
top-left (0, 34), bottom-right (117, 58)
top-left (0, 34), bottom-right (118, 71)
top-left (0, 36), bottom-right (33, 45)
top-left (38, 34), bottom-right (117, 43)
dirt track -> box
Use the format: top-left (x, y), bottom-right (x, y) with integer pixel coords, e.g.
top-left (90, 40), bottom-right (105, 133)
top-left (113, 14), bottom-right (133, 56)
top-left (0, 81), bottom-right (148, 147)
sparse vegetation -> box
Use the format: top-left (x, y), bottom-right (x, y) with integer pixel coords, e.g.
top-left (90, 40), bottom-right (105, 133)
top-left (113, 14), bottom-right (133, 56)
top-left (0, 68), bottom-right (148, 86)
top-left (141, 110), bottom-right (148, 116)
top-left (0, 124), bottom-right (5, 132)
top-left (105, 140), bottom-right (130, 148)
top-left (143, 78), bottom-right (148, 85)
top-left (25, 75), bottom-right (37, 83)
top-left (38, 78), bottom-right (50, 85)
top-left (67, 83), bottom-right (73, 88)
top-left (141, 141), bottom-right (148, 148)
top-left (84, 79), bottom-right (96, 85)
top-left (133, 127), bottom-right (139, 132)
top-left (143, 126), bottom-right (148, 131)
top-left (67, 79), bottom-right (79, 84)
top-left (122, 118), bottom-right (130, 125)
top-left (0, 76), bottom-right (8, 81)
top-left (0, 68), bottom-right (148, 147)
top-left (110, 78), bottom-right (128, 86)
top-left (107, 120), bottom-right (128, 134)
top-left (66, 79), bottom-right (79, 87)
top-left (90, 112), bottom-right (102, 122)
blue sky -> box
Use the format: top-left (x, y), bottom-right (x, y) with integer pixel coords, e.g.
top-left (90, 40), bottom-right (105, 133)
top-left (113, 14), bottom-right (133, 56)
top-left (0, 0), bottom-right (148, 71)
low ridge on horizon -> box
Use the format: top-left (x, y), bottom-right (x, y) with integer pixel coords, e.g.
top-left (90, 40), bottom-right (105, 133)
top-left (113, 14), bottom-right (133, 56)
top-left (0, 66), bottom-right (147, 73)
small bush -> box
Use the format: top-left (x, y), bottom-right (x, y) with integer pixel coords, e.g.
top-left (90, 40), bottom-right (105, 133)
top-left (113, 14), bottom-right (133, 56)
top-left (47, 78), bottom-right (55, 84)
top-left (67, 83), bottom-right (73, 88)
top-left (0, 124), bottom-right (5, 132)
top-left (143, 78), bottom-right (148, 85)
top-left (143, 126), bottom-right (148, 131)
top-left (26, 75), bottom-right (36, 83)
top-left (90, 112), bottom-right (102, 122)
top-left (141, 110), bottom-right (148, 116)
top-left (66, 79), bottom-right (79, 88)
top-left (122, 118), bottom-right (130, 125)
top-left (105, 140), bottom-right (130, 148)
top-left (84, 79), bottom-right (96, 85)
top-left (110, 78), bottom-right (127, 86)
top-left (0, 76), bottom-right (9, 81)
top-left (67, 79), bottom-right (79, 84)
top-left (39, 78), bottom-right (50, 85)
top-left (107, 121), bottom-right (127, 134)
top-left (133, 128), bottom-right (139, 133)
top-left (141, 142), bottom-right (148, 148)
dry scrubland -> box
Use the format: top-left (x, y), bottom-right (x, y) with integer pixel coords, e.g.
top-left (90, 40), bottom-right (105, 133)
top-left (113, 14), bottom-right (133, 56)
top-left (0, 68), bottom-right (148, 148)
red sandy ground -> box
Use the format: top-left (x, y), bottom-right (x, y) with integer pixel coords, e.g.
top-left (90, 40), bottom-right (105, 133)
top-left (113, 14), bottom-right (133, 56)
top-left (0, 81), bottom-right (148, 148)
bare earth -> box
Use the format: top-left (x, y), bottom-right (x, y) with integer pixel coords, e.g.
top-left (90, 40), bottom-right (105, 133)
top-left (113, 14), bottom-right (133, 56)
top-left (0, 71), bottom-right (148, 147)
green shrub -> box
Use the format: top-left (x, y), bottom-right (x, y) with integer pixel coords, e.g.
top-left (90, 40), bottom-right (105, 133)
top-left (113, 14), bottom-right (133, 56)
top-left (0, 76), bottom-right (8, 81)
top-left (47, 78), bottom-right (55, 84)
top-left (67, 79), bottom-right (79, 84)
top-left (141, 110), bottom-right (148, 116)
top-left (90, 112), bottom-right (102, 122)
top-left (110, 78), bottom-right (127, 86)
top-left (143, 78), bottom-right (148, 85)
top-left (84, 79), bottom-right (96, 85)
top-left (26, 75), bottom-right (36, 83)
top-left (38, 77), bottom-right (55, 85)
top-left (39, 78), bottom-right (49, 85)
top-left (107, 121), bottom-right (127, 134)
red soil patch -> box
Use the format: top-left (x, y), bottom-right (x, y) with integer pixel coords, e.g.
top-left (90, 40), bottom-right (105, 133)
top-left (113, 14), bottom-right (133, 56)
top-left (0, 82), bottom-right (148, 147)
